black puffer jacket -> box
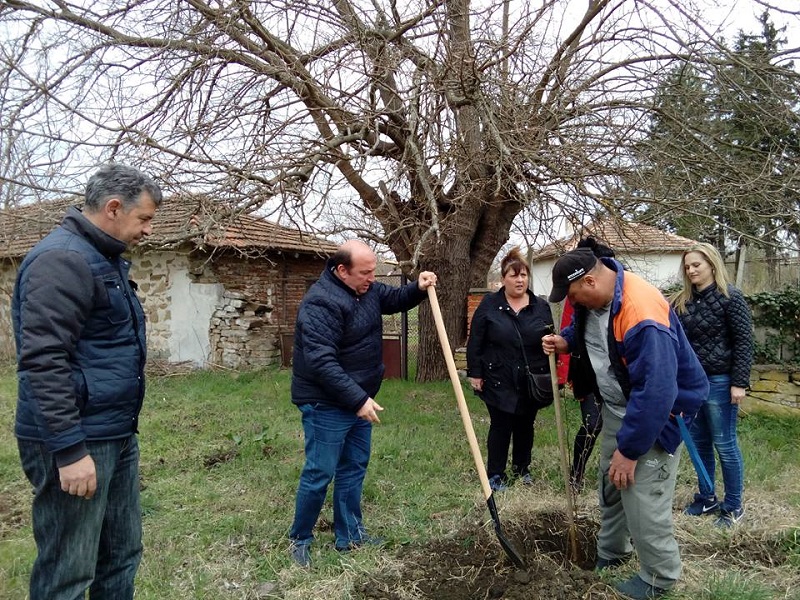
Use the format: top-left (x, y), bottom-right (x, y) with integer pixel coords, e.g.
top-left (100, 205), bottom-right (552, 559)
top-left (291, 261), bottom-right (426, 411)
top-left (677, 283), bottom-right (753, 388)
top-left (466, 289), bottom-right (553, 414)
top-left (13, 207), bottom-right (147, 467)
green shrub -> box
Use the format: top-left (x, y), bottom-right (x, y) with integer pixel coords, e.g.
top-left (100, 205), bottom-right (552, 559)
top-left (746, 287), bottom-right (800, 366)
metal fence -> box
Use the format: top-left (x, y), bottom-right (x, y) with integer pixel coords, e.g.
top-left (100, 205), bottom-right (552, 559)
top-left (378, 273), bottom-right (419, 379)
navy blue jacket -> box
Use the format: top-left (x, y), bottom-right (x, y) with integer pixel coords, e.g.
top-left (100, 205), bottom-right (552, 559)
top-left (13, 207), bottom-right (147, 467)
top-left (562, 259), bottom-right (708, 459)
top-left (291, 261), bottom-right (426, 411)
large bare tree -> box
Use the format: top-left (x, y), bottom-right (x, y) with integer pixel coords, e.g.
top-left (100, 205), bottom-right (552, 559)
top-left (0, 0), bottom-right (797, 378)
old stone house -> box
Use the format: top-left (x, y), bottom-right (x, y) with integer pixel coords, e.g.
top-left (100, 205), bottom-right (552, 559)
top-left (0, 196), bottom-right (337, 369)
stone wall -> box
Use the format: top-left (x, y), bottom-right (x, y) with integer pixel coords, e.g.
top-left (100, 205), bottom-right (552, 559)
top-left (210, 252), bottom-right (323, 328)
top-left (208, 290), bottom-right (282, 369)
top-left (0, 258), bottom-right (18, 360)
top-left (745, 366), bottom-right (800, 415)
top-left (203, 252), bottom-right (325, 369)
top-left (130, 251), bottom-right (182, 360)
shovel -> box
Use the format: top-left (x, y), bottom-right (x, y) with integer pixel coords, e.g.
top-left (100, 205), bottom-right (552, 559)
top-left (676, 412), bottom-right (713, 493)
top-left (427, 286), bottom-right (526, 569)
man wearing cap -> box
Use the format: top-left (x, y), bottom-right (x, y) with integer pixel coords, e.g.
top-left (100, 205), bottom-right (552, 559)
top-left (542, 247), bottom-right (708, 600)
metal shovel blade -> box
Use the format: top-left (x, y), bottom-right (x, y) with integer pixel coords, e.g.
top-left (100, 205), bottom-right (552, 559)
top-left (427, 286), bottom-right (526, 568)
top-left (486, 494), bottom-right (527, 569)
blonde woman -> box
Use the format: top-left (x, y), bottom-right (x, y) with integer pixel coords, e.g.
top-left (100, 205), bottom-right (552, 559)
top-left (671, 243), bottom-right (753, 527)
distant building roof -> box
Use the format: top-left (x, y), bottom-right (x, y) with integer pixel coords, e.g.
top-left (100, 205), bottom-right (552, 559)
top-left (0, 195), bottom-right (338, 259)
top-left (530, 218), bottom-right (697, 261)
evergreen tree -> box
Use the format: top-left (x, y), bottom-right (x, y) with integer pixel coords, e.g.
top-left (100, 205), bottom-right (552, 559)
top-left (622, 12), bottom-right (800, 257)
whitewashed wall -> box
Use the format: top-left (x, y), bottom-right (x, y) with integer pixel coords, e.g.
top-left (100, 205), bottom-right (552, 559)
top-left (130, 252), bottom-right (223, 367)
top-left (168, 269), bottom-right (223, 366)
top-left (529, 252), bottom-right (685, 300)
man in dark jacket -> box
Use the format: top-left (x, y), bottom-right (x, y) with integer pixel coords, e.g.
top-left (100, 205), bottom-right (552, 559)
top-left (288, 239), bottom-right (436, 566)
top-left (13, 164), bottom-right (161, 600)
top-left (542, 248), bottom-right (708, 600)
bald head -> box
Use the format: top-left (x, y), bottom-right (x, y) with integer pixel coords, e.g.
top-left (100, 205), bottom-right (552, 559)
top-left (332, 239), bottom-right (377, 295)
top-left (339, 239), bottom-right (374, 261)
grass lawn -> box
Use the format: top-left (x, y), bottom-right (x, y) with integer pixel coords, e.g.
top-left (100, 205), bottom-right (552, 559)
top-left (1, 363), bottom-right (799, 599)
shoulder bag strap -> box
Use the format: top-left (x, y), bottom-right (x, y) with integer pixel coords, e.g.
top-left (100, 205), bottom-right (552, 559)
top-left (510, 318), bottom-right (531, 370)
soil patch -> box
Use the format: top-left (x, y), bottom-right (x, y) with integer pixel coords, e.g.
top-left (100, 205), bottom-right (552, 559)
top-left (0, 491), bottom-right (27, 539)
top-left (356, 510), bottom-right (611, 600)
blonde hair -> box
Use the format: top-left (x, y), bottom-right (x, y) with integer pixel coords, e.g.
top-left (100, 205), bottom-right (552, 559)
top-left (670, 242), bottom-right (731, 314)
top-left (500, 247), bottom-right (529, 278)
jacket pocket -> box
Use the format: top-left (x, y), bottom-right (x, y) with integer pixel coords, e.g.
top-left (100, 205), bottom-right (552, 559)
top-left (71, 368), bottom-right (88, 412)
top-left (92, 276), bottom-right (132, 325)
top-left (482, 361), bottom-right (513, 392)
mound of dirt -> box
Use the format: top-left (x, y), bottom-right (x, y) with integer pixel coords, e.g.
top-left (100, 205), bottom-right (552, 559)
top-left (356, 510), bottom-right (611, 600)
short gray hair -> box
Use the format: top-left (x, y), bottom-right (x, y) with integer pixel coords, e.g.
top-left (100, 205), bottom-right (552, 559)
top-left (84, 164), bottom-right (162, 212)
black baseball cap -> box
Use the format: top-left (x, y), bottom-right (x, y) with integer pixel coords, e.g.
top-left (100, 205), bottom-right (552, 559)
top-left (548, 248), bottom-right (599, 303)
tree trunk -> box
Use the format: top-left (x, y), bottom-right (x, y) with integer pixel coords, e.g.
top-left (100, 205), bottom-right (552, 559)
top-left (415, 235), bottom-right (482, 381)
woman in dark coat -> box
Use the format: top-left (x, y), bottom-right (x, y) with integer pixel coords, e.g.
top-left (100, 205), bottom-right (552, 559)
top-left (466, 248), bottom-right (553, 491)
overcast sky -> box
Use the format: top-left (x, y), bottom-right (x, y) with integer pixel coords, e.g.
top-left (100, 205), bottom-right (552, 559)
top-left (698, 0), bottom-right (798, 45)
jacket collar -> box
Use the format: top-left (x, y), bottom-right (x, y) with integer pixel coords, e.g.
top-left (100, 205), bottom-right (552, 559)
top-left (692, 282), bottom-right (718, 297)
top-left (493, 287), bottom-right (535, 312)
top-left (323, 257), bottom-right (362, 297)
top-left (61, 206), bottom-right (128, 258)
top-left (602, 257), bottom-right (625, 316)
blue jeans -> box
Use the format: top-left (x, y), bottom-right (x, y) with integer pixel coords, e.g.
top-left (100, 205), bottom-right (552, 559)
top-left (690, 374), bottom-right (744, 512)
top-left (18, 435), bottom-right (142, 600)
top-left (289, 403), bottom-right (372, 549)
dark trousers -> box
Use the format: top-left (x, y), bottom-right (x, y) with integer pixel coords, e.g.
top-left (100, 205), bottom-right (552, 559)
top-left (571, 392), bottom-right (603, 486)
top-left (485, 404), bottom-right (536, 480)
top-left (18, 435), bottom-right (142, 600)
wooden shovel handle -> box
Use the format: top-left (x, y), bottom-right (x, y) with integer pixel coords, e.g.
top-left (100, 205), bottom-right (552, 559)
top-left (427, 286), bottom-right (493, 500)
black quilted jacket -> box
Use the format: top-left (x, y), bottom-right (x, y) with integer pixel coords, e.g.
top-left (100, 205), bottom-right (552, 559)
top-left (465, 288), bottom-right (553, 414)
top-left (677, 283), bottom-right (753, 388)
top-left (291, 260), bottom-right (426, 411)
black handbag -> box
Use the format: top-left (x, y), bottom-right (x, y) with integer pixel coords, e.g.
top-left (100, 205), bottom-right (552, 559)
top-left (511, 320), bottom-right (554, 410)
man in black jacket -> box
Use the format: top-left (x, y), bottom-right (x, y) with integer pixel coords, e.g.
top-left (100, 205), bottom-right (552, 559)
top-left (13, 164), bottom-right (161, 600)
top-left (288, 239), bottom-right (436, 566)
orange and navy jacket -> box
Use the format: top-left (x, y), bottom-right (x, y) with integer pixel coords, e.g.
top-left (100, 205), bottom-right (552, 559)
top-left (561, 258), bottom-right (709, 459)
